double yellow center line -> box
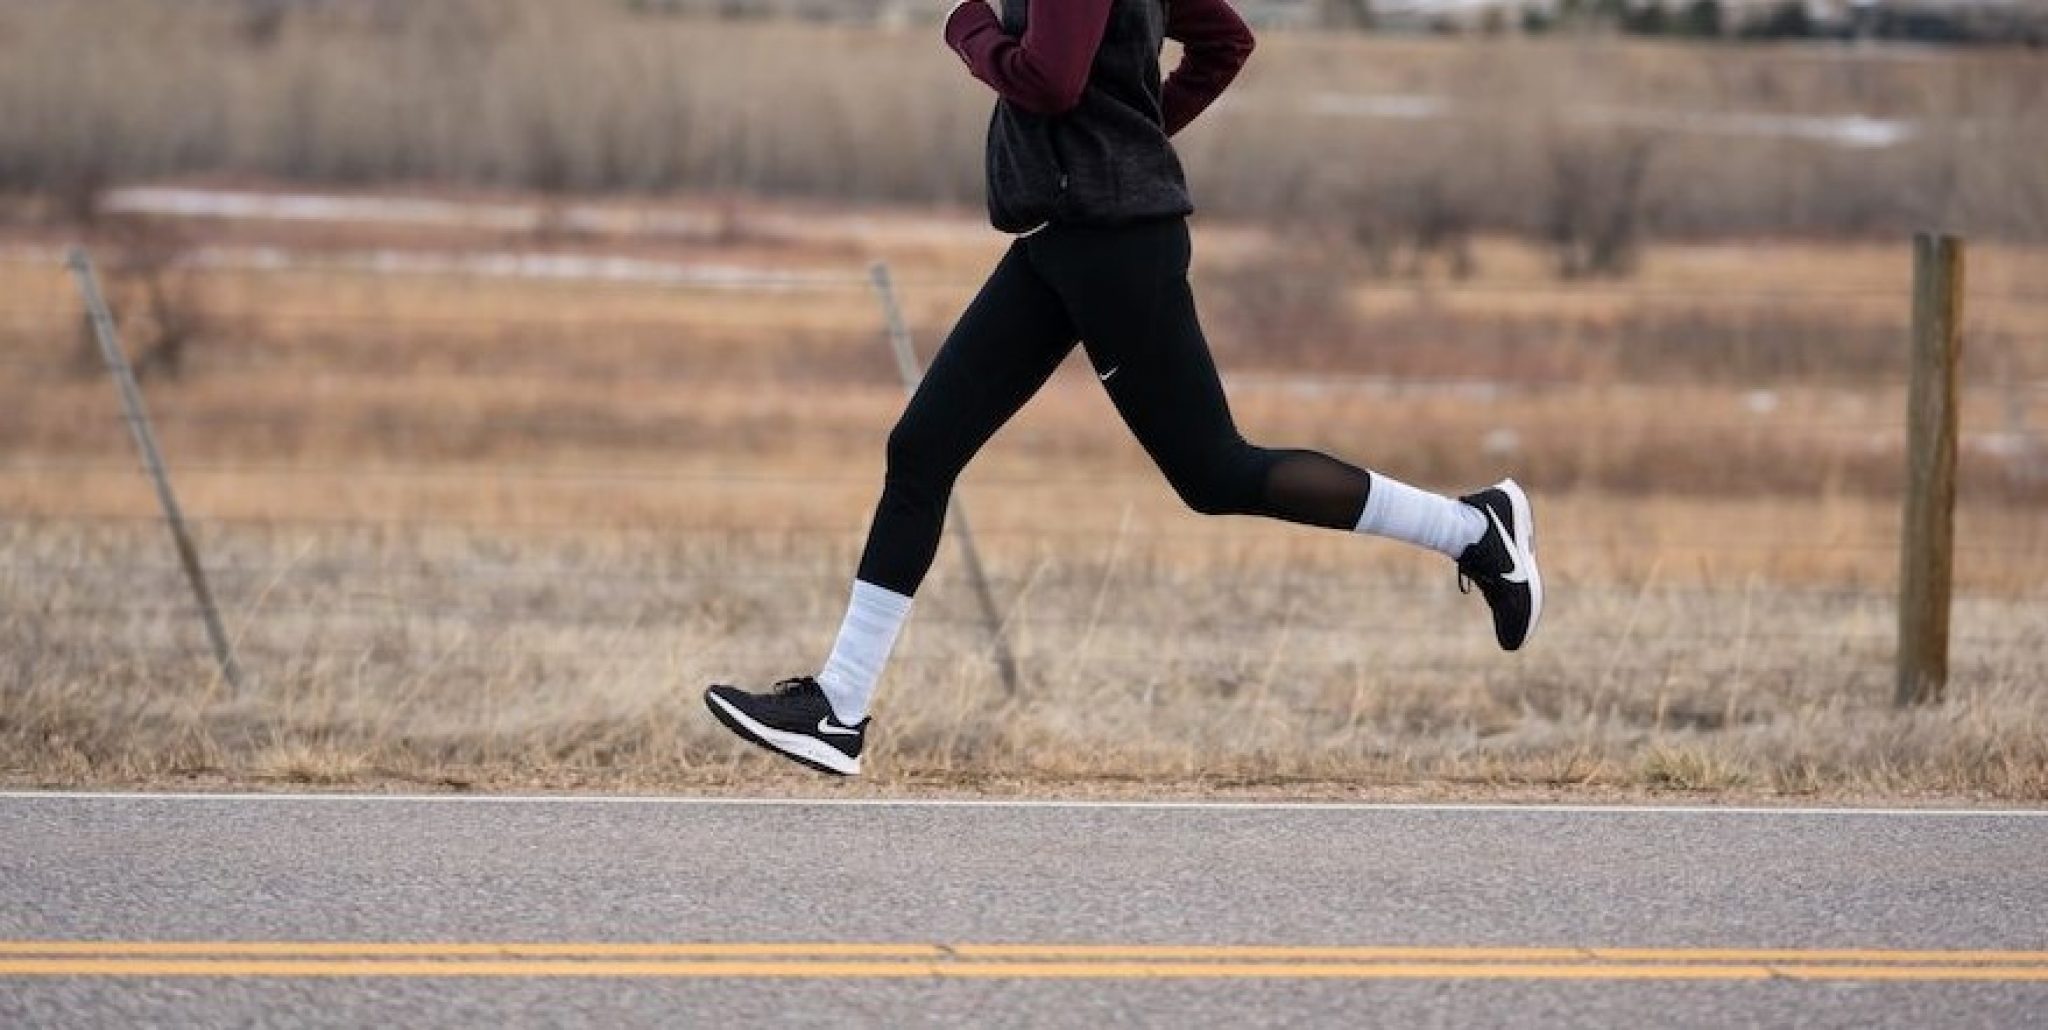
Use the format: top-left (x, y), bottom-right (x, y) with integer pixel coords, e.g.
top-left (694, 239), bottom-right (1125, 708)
top-left (2, 942), bottom-right (2046, 981)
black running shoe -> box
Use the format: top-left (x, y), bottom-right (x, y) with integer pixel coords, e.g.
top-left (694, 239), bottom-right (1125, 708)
top-left (704, 677), bottom-right (866, 776)
top-left (1456, 478), bottom-right (1543, 651)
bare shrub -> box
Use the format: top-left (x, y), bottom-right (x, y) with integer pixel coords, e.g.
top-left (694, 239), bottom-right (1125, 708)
top-left (235, 0), bottom-right (288, 47)
top-left (76, 216), bottom-right (212, 381)
top-left (1204, 237), bottom-right (1359, 359)
top-left (1346, 175), bottom-right (1479, 280)
top-left (1544, 128), bottom-right (1658, 279)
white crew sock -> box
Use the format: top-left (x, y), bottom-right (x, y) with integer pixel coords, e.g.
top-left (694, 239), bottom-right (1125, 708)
top-left (1353, 471), bottom-right (1488, 560)
top-left (815, 579), bottom-right (914, 725)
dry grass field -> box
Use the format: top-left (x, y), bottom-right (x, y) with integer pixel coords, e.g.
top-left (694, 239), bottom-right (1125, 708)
top-left (2, 182), bottom-right (2046, 798)
top-left (2, 6), bottom-right (2046, 797)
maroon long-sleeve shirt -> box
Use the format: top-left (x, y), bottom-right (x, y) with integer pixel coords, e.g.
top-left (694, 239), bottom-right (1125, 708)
top-left (945, 0), bottom-right (1255, 137)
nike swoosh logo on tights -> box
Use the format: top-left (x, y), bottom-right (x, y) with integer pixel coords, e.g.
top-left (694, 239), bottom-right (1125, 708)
top-left (817, 717), bottom-right (860, 737)
top-left (1098, 367), bottom-right (1119, 383)
top-left (1488, 507), bottom-right (1532, 585)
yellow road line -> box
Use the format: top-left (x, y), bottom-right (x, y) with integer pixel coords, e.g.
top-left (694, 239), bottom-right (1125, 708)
top-left (951, 945), bottom-right (1591, 962)
top-left (1, 943), bottom-right (2047, 982)
top-left (2, 942), bottom-right (2044, 965)
top-left (0, 959), bottom-right (941, 979)
top-left (955, 944), bottom-right (2048, 965)
top-left (0, 941), bottom-right (943, 959)
top-left (1589, 947), bottom-right (2048, 965)
top-left (1, 958), bottom-right (2046, 981)
top-left (1773, 965), bottom-right (2048, 983)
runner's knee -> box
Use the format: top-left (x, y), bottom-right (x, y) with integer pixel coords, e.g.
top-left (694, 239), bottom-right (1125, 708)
top-left (884, 410), bottom-right (965, 498)
top-left (1163, 441), bottom-right (1277, 517)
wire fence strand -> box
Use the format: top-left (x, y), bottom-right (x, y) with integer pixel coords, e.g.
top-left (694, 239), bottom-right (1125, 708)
top-left (8, 242), bottom-right (2047, 701)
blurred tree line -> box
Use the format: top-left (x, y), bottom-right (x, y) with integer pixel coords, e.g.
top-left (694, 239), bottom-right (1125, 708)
top-left (629, 0), bottom-right (2045, 44)
top-left (1532, 1), bottom-right (2048, 44)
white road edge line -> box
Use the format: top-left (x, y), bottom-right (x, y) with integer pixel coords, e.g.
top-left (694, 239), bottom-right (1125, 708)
top-left (0, 792), bottom-right (2044, 817)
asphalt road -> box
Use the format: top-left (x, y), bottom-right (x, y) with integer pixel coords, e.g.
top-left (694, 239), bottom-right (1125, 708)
top-left (2, 794), bottom-right (2045, 1029)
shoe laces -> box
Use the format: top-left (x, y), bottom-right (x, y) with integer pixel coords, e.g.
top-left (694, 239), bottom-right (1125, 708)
top-left (770, 676), bottom-right (815, 696)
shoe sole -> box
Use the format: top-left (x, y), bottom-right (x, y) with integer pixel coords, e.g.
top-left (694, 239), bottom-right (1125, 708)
top-left (1498, 477), bottom-right (1543, 649)
top-left (704, 690), bottom-right (861, 777)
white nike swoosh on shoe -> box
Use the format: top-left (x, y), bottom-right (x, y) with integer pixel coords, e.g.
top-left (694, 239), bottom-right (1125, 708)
top-left (1487, 506), bottom-right (1532, 585)
top-left (1498, 477), bottom-right (1542, 649)
top-left (706, 693), bottom-right (860, 776)
top-left (816, 717), bottom-right (860, 737)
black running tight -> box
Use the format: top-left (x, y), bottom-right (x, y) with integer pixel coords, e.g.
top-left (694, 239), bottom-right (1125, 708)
top-left (857, 216), bottom-right (1372, 596)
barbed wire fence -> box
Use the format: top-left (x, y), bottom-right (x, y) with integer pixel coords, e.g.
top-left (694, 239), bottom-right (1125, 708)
top-left (5, 237), bottom-right (2048, 734)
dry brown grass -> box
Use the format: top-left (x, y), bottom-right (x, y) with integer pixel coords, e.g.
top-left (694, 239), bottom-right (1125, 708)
top-left (2, 189), bottom-right (2046, 798)
top-left (7, 514), bottom-right (2047, 799)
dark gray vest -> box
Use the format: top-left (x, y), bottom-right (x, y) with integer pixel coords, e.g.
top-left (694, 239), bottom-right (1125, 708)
top-left (982, 0), bottom-right (1193, 232)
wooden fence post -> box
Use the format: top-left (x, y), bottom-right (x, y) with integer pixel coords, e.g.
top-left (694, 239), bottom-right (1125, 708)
top-left (868, 263), bottom-right (1021, 697)
top-left (68, 247), bottom-right (246, 692)
top-left (1897, 233), bottom-right (1964, 707)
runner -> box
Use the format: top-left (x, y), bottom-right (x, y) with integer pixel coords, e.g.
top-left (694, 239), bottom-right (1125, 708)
top-left (705, 0), bottom-right (1541, 776)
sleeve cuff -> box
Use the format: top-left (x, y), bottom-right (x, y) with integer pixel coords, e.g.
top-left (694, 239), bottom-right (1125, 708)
top-left (944, 0), bottom-right (998, 55)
